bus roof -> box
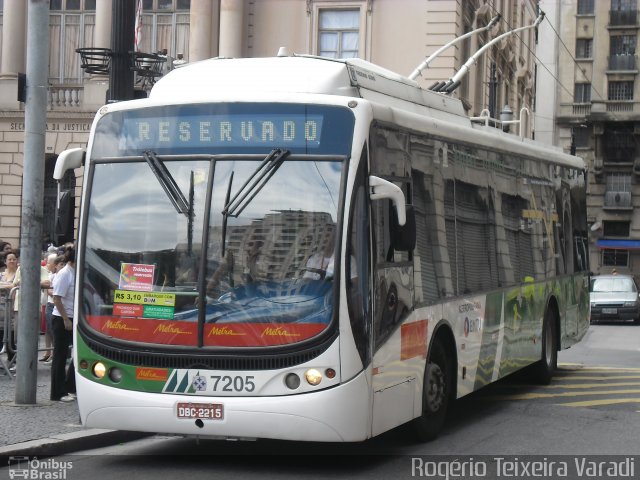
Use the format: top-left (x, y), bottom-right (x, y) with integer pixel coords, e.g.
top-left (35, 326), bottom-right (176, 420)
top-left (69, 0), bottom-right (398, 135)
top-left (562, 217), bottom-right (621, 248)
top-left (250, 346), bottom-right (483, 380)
top-left (146, 55), bottom-right (583, 171)
top-left (150, 55), bottom-right (467, 122)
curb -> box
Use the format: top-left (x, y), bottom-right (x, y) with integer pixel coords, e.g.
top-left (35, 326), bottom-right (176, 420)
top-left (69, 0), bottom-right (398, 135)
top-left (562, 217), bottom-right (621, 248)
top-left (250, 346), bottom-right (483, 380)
top-left (0, 429), bottom-right (151, 457)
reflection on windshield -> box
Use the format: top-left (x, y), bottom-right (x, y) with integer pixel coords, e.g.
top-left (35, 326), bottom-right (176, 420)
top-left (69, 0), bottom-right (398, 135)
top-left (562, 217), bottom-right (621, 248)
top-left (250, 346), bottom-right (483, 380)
top-left (591, 278), bottom-right (636, 293)
top-left (82, 158), bottom-right (343, 349)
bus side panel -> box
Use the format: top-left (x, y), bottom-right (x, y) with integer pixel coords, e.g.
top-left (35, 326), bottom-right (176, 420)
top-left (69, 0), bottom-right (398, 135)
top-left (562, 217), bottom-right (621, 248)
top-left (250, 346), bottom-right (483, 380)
top-left (370, 305), bottom-right (440, 437)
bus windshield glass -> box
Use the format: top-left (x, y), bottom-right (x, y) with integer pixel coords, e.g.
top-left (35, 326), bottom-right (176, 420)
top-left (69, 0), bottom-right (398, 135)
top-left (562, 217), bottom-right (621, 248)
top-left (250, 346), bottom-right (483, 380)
top-left (81, 103), bottom-right (354, 349)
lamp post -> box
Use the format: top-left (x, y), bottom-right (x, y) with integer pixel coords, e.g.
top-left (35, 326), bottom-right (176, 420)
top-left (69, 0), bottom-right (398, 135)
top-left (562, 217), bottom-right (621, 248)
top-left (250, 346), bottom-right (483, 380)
top-left (108, 0), bottom-right (136, 102)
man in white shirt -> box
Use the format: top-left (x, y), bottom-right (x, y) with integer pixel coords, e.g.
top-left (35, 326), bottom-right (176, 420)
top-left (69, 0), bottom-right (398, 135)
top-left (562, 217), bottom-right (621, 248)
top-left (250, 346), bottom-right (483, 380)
top-left (50, 248), bottom-right (76, 402)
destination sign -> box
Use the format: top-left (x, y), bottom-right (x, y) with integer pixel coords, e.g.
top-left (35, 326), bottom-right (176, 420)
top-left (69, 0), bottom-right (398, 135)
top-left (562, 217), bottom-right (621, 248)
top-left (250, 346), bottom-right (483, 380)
top-left (122, 114), bottom-right (324, 149)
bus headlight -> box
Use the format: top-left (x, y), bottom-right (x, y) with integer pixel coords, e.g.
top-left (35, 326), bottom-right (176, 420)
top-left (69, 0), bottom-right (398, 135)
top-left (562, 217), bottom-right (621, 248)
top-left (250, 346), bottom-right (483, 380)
top-left (92, 362), bottom-right (107, 379)
top-left (304, 368), bottom-right (322, 386)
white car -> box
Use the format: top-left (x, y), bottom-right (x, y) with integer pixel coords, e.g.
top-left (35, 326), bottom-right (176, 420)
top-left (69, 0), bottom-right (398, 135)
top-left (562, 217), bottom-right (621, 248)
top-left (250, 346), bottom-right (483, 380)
top-left (590, 274), bottom-right (640, 324)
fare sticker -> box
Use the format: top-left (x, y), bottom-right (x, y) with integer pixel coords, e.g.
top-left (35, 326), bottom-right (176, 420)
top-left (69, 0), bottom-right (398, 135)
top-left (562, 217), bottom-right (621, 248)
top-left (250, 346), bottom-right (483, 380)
top-left (114, 290), bottom-right (176, 307)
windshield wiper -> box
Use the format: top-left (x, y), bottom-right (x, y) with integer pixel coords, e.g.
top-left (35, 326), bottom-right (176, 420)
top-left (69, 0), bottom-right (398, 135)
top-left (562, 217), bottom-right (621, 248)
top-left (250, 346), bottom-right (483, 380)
top-left (143, 150), bottom-right (190, 217)
top-left (221, 171), bottom-right (234, 257)
top-left (222, 148), bottom-right (290, 218)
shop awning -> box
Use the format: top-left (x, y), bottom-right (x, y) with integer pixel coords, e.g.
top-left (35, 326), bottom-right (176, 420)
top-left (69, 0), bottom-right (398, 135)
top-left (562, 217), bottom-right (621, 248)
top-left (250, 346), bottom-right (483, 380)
top-left (596, 239), bottom-right (640, 250)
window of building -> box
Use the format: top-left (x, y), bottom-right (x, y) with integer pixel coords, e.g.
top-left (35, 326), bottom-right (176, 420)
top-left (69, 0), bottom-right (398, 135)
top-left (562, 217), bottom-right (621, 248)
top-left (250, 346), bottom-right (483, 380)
top-left (604, 125), bottom-right (636, 162)
top-left (318, 9), bottom-right (360, 58)
top-left (577, 0), bottom-right (595, 14)
top-left (138, 5), bottom-right (190, 59)
top-left (576, 38), bottom-right (593, 59)
top-left (611, 0), bottom-right (637, 11)
top-left (611, 35), bottom-right (637, 55)
top-left (49, 9), bottom-right (95, 84)
top-left (610, 35), bottom-right (637, 69)
top-left (142, 0), bottom-right (191, 10)
top-left (608, 81), bottom-right (634, 100)
top-left (604, 173), bottom-right (633, 207)
top-left (610, 0), bottom-right (638, 25)
top-left (606, 173), bottom-right (632, 192)
top-left (602, 249), bottom-right (629, 267)
top-left (572, 126), bottom-right (591, 147)
top-left (576, 38), bottom-right (593, 58)
top-left (603, 221), bottom-right (631, 237)
top-left (575, 83), bottom-right (592, 103)
top-left (50, 0), bottom-right (95, 9)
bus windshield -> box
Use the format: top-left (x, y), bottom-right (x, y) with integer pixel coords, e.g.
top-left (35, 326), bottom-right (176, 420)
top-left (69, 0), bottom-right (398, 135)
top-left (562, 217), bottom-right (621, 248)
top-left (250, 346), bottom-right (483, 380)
top-left (81, 103), bottom-right (354, 349)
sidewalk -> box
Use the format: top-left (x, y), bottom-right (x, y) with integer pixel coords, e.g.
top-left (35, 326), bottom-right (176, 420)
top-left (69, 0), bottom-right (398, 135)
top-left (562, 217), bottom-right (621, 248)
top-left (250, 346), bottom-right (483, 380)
top-left (0, 337), bottom-right (147, 456)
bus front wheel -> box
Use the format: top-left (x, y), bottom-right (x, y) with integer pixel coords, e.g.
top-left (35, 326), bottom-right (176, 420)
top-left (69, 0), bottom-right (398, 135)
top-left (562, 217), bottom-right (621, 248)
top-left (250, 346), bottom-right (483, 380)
top-left (413, 338), bottom-right (452, 441)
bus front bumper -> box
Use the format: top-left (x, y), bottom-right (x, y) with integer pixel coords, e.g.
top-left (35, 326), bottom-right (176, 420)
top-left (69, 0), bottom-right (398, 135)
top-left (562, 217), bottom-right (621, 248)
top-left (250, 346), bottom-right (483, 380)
top-left (79, 370), bottom-right (371, 442)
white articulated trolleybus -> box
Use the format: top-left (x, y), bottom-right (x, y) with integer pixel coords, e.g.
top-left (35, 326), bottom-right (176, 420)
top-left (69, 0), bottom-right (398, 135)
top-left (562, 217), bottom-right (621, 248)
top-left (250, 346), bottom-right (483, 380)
top-left (55, 54), bottom-right (589, 442)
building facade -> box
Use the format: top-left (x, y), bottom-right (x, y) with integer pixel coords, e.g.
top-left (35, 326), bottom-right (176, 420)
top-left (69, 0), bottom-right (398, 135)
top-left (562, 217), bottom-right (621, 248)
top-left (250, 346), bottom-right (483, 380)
top-left (0, 0), bottom-right (539, 248)
top-left (541, 0), bottom-right (640, 276)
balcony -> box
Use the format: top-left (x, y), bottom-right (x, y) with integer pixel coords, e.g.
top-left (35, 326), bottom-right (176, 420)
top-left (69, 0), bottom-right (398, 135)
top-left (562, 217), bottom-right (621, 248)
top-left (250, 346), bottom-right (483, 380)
top-left (604, 190), bottom-right (633, 209)
top-left (608, 54), bottom-right (637, 71)
top-left (607, 101), bottom-right (635, 112)
top-left (558, 103), bottom-right (592, 118)
top-left (610, 9), bottom-right (638, 26)
top-left (48, 85), bottom-right (83, 109)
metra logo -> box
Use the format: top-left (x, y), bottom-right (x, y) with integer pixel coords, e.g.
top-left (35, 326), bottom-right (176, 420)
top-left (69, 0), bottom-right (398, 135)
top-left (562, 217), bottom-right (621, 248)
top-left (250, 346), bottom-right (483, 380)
top-left (153, 323), bottom-right (190, 335)
top-left (208, 326), bottom-right (244, 336)
top-left (136, 367), bottom-right (169, 381)
top-left (103, 319), bottom-right (139, 332)
top-left (261, 326), bottom-right (300, 337)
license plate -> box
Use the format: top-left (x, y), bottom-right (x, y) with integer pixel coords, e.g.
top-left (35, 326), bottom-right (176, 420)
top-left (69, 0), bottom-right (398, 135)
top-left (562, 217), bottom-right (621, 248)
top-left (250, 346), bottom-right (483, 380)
top-left (177, 402), bottom-right (224, 420)
top-left (602, 308), bottom-right (617, 314)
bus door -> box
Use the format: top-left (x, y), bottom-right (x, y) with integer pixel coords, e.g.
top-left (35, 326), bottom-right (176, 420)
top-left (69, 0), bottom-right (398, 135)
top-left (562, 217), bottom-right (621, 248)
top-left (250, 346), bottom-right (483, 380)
top-left (370, 176), bottom-right (416, 435)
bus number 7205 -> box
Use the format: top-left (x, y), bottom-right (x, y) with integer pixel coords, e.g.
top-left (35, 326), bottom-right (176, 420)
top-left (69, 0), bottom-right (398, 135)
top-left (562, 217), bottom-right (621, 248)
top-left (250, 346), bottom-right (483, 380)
top-left (210, 375), bottom-right (256, 393)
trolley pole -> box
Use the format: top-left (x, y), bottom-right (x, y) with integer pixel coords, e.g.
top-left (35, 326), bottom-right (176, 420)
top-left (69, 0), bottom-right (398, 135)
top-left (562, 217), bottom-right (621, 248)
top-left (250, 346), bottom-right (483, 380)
top-left (15, 0), bottom-right (50, 405)
top-left (109, 0), bottom-right (136, 101)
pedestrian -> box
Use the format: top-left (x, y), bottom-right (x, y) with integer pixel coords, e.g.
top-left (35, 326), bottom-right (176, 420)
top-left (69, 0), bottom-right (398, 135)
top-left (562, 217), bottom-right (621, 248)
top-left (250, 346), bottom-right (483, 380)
top-left (0, 250), bottom-right (18, 286)
top-left (0, 250), bottom-right (20, 349)
top-left (40, 253), bottom-right (61, 363)
top-left (10, 249), bottom-right (51, 349)
top-left (50, 246), bottom-right (76, 402)
top-left (0, 241), bottom-right (12, 256)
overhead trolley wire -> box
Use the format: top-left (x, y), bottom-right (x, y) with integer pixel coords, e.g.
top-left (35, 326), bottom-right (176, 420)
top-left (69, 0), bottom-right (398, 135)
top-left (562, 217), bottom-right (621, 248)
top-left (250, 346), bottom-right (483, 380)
top-left (484, 0), bottom-right (575, 100)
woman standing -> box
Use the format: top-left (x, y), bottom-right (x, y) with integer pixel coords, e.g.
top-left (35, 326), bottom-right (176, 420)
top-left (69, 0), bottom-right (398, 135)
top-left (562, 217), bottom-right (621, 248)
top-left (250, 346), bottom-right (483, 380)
top-left (50, 246), bottom-right (76, 402)
top-left (0, 250), bottom-right (18, 286)
top-left (0, 250), bottom-right (19, 351)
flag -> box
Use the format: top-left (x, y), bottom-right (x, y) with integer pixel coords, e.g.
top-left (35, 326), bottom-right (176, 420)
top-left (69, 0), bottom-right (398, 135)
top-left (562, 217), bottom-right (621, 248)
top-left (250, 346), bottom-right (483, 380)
top-left (134, 0), bottom-right (143, 52)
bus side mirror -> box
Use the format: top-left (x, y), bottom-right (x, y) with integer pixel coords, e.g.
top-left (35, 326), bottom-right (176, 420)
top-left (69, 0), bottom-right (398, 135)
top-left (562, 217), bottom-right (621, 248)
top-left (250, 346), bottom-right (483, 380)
top-left (391, 204), bottom-right (416, 252)
top-left (54, 148), bottom-right (85, 181)
top-left (369, 175), bottom-right (406, 225)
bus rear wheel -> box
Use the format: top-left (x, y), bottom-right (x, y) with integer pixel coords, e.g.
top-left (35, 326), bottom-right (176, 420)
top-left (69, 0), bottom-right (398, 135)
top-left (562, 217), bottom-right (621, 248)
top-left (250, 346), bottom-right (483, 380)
top-left (531, 307), bottom-right (557, 385)
top-left (413, 338), bottom-right (452, 441)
